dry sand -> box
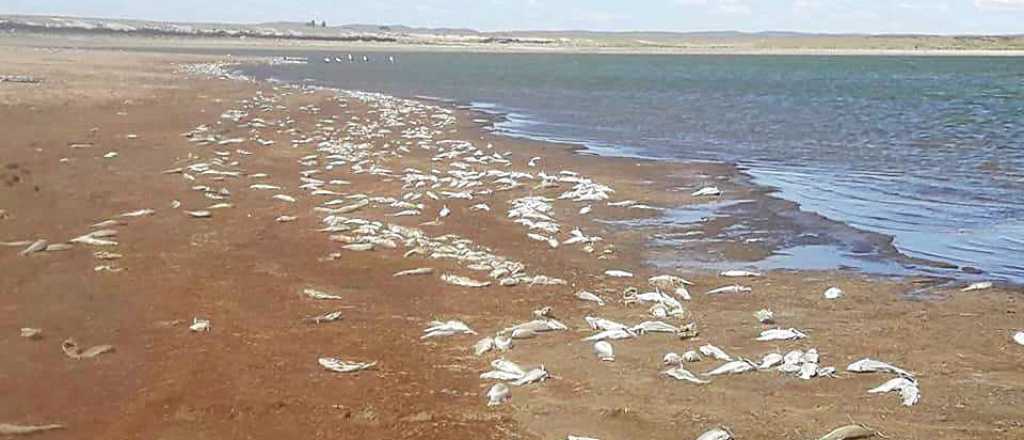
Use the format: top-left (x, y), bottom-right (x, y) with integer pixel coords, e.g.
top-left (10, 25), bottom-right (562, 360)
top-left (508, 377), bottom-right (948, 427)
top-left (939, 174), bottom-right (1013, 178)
top-left (1, 44), bottom-right (1022, 440)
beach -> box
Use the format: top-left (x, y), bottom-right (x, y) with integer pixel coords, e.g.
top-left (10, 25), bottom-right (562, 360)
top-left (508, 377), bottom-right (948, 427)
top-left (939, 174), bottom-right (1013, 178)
top-left (1, 42), bottom-right (1023, 440)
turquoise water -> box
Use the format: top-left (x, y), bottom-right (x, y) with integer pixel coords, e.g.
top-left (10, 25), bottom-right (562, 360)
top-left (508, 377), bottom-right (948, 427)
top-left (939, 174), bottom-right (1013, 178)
top-left (244, 53), bottom-right (1024, 283)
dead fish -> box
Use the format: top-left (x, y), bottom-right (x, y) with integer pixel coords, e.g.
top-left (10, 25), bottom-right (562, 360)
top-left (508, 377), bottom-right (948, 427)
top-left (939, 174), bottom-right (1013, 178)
top-left (816, 424), bottom-right (876, 440)
top-left (0, 240), bottom-right (34, 247)
top-left (438, 205), bottom-right (451, 218)
top-left (758, 353), bottom-right (784, 369)
top-left (275, 215), bottom-right (297, 222)
top-left (868, 377), bottom-right (921, 406)
top-left (474, 337), bottom-right (495, 356)
top-left (1014, 331), bottom-right (1024, 346)
top-left (706, 285), bottom-right (752, 295)
top-left (93, 265), bottom-right (124, 273)
top-left (250, 184), bottom-right (282, 190)
top-left (119, 209), bottom-right (155, 218)
top-left (342, 243), bottom-right (374, 251)
top-left (170, 200), bottom-right (182, 209)
top-left (961, 281), bottom-right (993, 292)
top-left (631, 320), bottom-right (681, 334)
top-left (207, 203), bottom-right (233, 209)
top-left (691, 187), bottom-right (722, 197)
top-left (579, 205), bottom-right (593, 215)
top-left (575, 290), bottom-right (605, 305)
top-left (754, 309), bottom-right (774, 324)
top-left (44, 243), bottom-right (73, 252)
top-left (593, 341), bottom-right (615, 361)
top-left (757, 328), bottom-right (808, 341)
top-left (93, 251), bottom-right (122, 260)
top-left (441, 273), bottom-right (491, 288)
top-left (663, 366), bottom-right (710, 384)
top-left (824, 287), bottom-right (844, 299)
top-left (0, 423), bottom-right (65, 435)
top-left (664, 352), bottom-right (683, 366)
top-left (19, 239), bottom-right (47, 256)
top-left (303, 288), bottom-right (343, 300)
top-left (91, 219), bottom-right (123, 228)
top-left (682, 350), bottom-right (702, 362)
top-left (720, 270), bottom-right (762, 278)
top-left (393, 267), bottom-right (434, 277)
top-left (699, 344), bottom-right (732, 361)
top-left (70, 232), bottom-right (118, 246)
top-left (189, 318), bottom-right (211, 332)
top-left (604, 269), bottom-right (634, 278)
top-left (103, 151), bottom-right (119, 159)
top-left (304, 311), bottom-right (343, 324)
top-left (318, 357), bottom-right (376, 373)
top-left (648, 275), bottom-right (694, 300)
top-left (272, 194), bottom-right (296, 203)
top-left (486, 383), bottom-right (511, 406)
top-left (422, 320), bottom-right (476, 339)
top-left (846, 358), bottom-right (913, 378)
top-left (704, 359), bottom-right (756, 376)
top-left (20, 328), bottom-right (43, 339)
top-left (61, 338), bottom-right (114, 359)
top-left (583, 328), bottom-right (637, 342)
top-left (585, 316), bottom-right (630, 331)
top-left (186, 210), bottom-right (212, 218)
top-left (511, 366), bottom-right (549, 386)
top-left (696, 427), bottom-right (732, 440)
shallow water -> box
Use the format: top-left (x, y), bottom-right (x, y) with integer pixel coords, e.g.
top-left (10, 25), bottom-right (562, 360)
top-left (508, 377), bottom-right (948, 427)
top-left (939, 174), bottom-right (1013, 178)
top-left (243, 52), bottom-right (1024, 283)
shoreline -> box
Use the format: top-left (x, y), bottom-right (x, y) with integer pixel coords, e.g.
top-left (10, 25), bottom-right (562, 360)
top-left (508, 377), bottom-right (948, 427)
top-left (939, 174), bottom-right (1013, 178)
top-left (6, 32), bottom-right (1024, 57)
top-left (2, 43), bottom-right (1022, 440)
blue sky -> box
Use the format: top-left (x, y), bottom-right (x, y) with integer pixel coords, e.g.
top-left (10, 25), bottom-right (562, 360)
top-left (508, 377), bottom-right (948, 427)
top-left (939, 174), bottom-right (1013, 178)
top-left (4, 0), bottom-right (1024, 34)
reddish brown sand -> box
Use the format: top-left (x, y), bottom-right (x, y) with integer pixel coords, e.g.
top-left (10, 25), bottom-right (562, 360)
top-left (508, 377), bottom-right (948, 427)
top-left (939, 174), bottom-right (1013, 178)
top-left (1, 45), bottom-right (1022, 440)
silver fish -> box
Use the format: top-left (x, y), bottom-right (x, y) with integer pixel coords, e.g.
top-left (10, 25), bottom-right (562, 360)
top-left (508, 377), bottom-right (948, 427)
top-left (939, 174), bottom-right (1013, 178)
top-left (393, 267), bottom-right (434, 277)
top-left (593, 341), bottom-right (615, 361)
top-left (720, 270), bottom-right (762, 278)
top-left (19, 239), bottom-right (47, 256)
top-left (511, 367), bottom-right (549, 386)
top-left (961, 281), bottom-right (993, 292)
top-left (575, 290), bottom-right (606, 305)
top-left (699, 344), bottom-right (732, 361)
top-left (604, 269), bottom-right (633, 278)
top-left (186, 210), bottom-right (212, 218)
top-left (303, 311), bottom-right (343, 324)
top-left (754, 309), bottom-right (774, 324)
top-left (696, 427), bottom-right (732, 440)
top-left (868, 377), bottom-right (920, 406)
top-left (691, 187), bottom-right (722, 197)
top-left (0, 424), bottom-right (65, 435)
top-left (61, 338), bottom-right (114, 359)
top-left (705, 360), bottom-right (757, 376)
top-left (846, 358), bottom-right (914, 378)
top-left (422, 320), bottom-right (476, 339)
top-left (441, 273), bottom-right (491, 288)
top-left (486, 383), bottom-right (511, 406)
top-left (582, 328), bottom-right (637, 342)
top-left (756, 328), bottom-right (808, 341)
top-left (318, 357), bottom-right (376, 373)
top-left (303, 288), bottom-right (343, 300)
top-left (663, 366), bottom-right (710, 384)
top-left (20, 328), bottom-right (42, 339)
top-left (823, 287), bottom-right (844, 299)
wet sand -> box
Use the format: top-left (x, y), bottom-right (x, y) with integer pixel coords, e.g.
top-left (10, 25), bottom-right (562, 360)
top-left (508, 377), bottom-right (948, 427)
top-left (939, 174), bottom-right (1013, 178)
top-left (1, 44), bottom-right (1023, 440)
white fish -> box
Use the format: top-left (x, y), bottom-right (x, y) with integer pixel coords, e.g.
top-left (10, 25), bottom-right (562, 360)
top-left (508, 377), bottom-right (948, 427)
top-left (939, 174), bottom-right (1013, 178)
top-left (186, 210), bottom-right (212, 218)
top-left (757, 328), bottom-right (808, 341)
top-left (19, 239), bottom-right (48, 255)
top-left (699, 344), bottom-right (732, 361)
top-left (438, 205), bottom-right (451, 218)
top-left (631, 320), bottom-right (680, 334)
top-left (170, 200), bottom-right (181, 209)
top-left (494, 336), bottom-right (514, 351)
top-left (575, 290), bottom-right (605, 305)
top-left (273, 194), bottom-right (296, 203)
top-left (470, 203), bottom-right (491, 212)
top-left (119, 209), bottom-right (155, 218)
top-left (754, 309), bottom-right (774, 324)
top-left (579, 205), bottom-right (592, 215)
top-left (474, 337), bottom-right (495, 356)
top-left (20, 328), bottom-right (43, 339)
top-left (691, 187), bottom-right (722, 197)
top-left (706, 285), bottom-right (752, 295)
top-left (593, 341), bottom-right (615, 361)
top-left (824, 287), bottom-right (844, 300)
top-left (758, 353), bottom-right (784, 369)
top-left (104, 151), bottom-right (119, 158)
top-left (490, 358), bottom-right (527, 377)
top-left (0, 424), bottom-right (65, 435)
top-left (61, 338), bottom-right (114, 359)
top-left (961, 281), bottom-right (993, 292)
top-left (846, 358), bottom-right (914, 378)
top-left (486, 383), bottom-right (511, 406)
top-left (511, 367), bottom-right (549, 386)
top-left (720, 270), bottom-right (762, 278)
top-left (868, 377), bottom-right (921, 406)
top-left (583, 328), bottom-right (637, 341)
top-left (303, 311), bottom-right (343, 324)
top-left (318, 357), bottom-right (376, 373)
top-left (303, 288), bottom-right (343, 300)
top-left (663, 366), bottom-right (710, 384)
top-left (1014, 331), bottom-right (1024, 346)
top-left (604, 270), bottom-right (634, 278)
top-left (682, 350), bottom-right (702, 362)
top-left (275, 215), bottom-right (297, 222)
top-left (664, 352), bottom-right (683, 366)
top-left (249, 184), bottom-right (281, 190)
top-left (208, 203), bottom-right (233, 210)
top-left (705, 360), bottom-right (756, 376)
top-left (585, 316), bottom-right (630, 331)
top-left (566, 436), bottom-right (600, 440)
top-left (69, 233), bottom-right (117, 246)
top-left (189, 317), bottom-right (211, 332)
top-left (528, 156), bottom-right (541, 167)
top-left (441, 273), bottom-right (491, 288)
top-left (422, 320), bottom-right (476, 339)
top-left (342, 243), bottom-right (374, 251)
top-left (393, 267), bottom-right (434, 277)
top-left (696, 427), bottom-right (732, 440)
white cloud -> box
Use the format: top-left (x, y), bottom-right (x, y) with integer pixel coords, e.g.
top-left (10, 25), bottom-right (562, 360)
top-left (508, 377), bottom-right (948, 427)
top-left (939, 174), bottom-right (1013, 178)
top-left (975, 0), bottom-right (1024, 9)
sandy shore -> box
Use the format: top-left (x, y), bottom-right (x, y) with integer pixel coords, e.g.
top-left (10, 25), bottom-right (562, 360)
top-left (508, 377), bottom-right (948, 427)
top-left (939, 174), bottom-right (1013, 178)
top-left (1, 44), bottom-right (1023, 440)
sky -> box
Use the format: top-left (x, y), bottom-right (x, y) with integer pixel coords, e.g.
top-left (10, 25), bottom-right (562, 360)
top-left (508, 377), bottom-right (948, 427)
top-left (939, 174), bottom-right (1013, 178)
top-left (4, 0), bottom-right (1024, 35)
